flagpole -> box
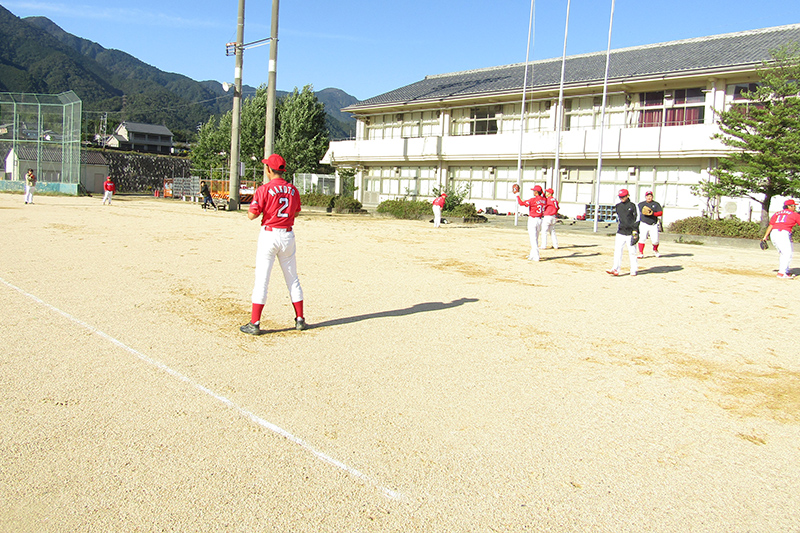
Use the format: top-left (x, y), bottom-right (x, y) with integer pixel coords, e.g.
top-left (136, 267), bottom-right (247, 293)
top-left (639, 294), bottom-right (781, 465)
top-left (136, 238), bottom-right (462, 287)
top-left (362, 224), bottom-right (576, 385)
top-left (553, 0), bottom-right (570, 194)
top-left (593, 0), bottom-right (616, 233)
top-left (515, 0), bottom-right (536, 227)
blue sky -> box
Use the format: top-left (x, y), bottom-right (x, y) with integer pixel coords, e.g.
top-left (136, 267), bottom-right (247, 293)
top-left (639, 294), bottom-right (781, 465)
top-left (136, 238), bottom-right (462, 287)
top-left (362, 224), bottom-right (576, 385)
top-left (4, 0), bottom-right (800, 101)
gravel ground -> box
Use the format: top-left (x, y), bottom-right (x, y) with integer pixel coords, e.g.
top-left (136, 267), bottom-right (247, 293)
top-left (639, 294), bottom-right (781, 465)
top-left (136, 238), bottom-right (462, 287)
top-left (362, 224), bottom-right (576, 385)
top-left (1, 193), bottom-right (798, 532)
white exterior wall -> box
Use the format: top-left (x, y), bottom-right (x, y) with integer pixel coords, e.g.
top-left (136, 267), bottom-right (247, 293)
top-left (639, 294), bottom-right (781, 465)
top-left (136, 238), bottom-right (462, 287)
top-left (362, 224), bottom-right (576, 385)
top-left (325, 73), bottom-right (772, 224)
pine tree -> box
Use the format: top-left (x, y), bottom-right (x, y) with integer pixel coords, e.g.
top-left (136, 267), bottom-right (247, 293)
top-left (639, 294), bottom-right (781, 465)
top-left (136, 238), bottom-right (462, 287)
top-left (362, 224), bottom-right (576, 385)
top-left (696, 45), bottom-right (800, 227)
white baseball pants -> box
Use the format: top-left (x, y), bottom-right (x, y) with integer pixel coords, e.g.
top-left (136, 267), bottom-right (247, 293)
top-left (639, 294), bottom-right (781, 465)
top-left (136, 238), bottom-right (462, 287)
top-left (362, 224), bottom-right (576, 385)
top-left (612, 233), bottom-right (638, 274)
top-left (103, 191), bottom-right (113, 204)
top-left (24, 185), bottom-right (35, 203)
top-left (541, 215), bottom-right (558, 249)
top-left (433, 205), bottom-right (442, 228)
top-left (639, 222), bottom-right (659, 245)
top-left (770, 229), bottom-right (794, 275)
top-left (251, 228), bottom-right (303, 305)
top-left (527, 217), bottom-right (543, 261)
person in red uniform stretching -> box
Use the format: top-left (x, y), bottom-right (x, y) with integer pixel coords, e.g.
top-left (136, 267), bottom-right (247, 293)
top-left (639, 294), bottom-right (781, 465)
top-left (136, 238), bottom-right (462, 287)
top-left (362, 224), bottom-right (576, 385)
top-left (102, 176), bottom-right (116, 205)
top-left (761, 199), bottom-right (800, 279)
top-left (432, 192), bottom-right (447, 228)
top-left (541, 187), bottom-right (560, 250)
top-left (240, 154), bottom-right (307, 335)
top-left (515, 185), bottom-right (546, 261)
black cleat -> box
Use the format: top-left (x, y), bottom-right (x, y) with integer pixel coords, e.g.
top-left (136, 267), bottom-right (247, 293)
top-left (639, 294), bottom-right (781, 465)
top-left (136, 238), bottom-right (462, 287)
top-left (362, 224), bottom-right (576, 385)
top-left (295, 317), bottom-right (308, 331)
top-left (240, 322), bottom-right (261, 335)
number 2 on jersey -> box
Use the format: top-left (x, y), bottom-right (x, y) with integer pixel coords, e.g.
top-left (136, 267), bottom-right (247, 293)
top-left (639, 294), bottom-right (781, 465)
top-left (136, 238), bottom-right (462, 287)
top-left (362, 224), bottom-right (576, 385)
top-left (277, 197), bottom-right (289, 218)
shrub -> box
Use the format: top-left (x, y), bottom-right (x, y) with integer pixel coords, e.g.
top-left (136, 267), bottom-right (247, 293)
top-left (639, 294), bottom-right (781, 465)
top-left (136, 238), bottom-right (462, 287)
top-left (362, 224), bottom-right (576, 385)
top-left (301, 192), bottom-right (335, 208)
top-left (445, 202), bottom-right (478, 217)
top-left (667, 216), bottom-right (800, 240)
top-left (376, 198), bottom-right (432, 219)
top-left (333, 196), bottom-right (363, 213)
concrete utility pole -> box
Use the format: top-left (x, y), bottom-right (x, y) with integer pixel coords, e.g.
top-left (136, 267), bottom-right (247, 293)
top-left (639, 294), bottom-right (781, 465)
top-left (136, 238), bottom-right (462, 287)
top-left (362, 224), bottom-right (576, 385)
top-left (263, 0), bottom-right (280, 183)
top-left (228, 0), bottom-right (245, 210)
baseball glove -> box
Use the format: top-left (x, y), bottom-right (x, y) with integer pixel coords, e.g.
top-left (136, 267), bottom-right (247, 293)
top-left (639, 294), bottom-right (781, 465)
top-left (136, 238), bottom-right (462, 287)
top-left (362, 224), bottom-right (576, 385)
top-left (512, 183), bottom-right (520, 194)
top-left (631, 230), bottom-right (640, 245)
top-left (760, 239), bottom-right (769, 250)
top-left (641, 206), bottom-right (653, 216)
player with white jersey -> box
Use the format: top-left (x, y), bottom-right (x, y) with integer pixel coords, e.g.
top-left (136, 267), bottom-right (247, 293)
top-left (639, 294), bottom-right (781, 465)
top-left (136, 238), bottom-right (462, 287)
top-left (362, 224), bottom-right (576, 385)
top-left (637, 191), bottom-right (663, 258)
top-left (240, 154), bottom-right (307, 335)
top-left (541, 187), bottom-right (559, 249)
top-left (761, 199), bottom-right (800, 279)
top-left (515, 185), bottom-right (546, 261)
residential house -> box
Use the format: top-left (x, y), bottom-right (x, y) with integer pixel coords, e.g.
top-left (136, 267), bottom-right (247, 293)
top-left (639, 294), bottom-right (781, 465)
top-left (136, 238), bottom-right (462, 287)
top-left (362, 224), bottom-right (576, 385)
top-left (102, 122), bottom-right (174, 155)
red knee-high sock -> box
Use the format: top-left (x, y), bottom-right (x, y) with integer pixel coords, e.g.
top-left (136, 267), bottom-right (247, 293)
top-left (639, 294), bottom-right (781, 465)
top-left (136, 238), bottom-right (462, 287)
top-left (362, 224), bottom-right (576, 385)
top-left (292, 300), bottom-right (304, 319)
top-left (638, 242), bottom-right (645, 254)
top-left (653, 243), bottom-right (659, 252)
top-left (251, 303), bottom-right (265, 325)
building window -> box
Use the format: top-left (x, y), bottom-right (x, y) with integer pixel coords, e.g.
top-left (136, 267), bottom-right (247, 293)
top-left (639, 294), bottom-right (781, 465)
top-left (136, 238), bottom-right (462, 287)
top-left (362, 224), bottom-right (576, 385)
top-left (637, 89), bottom-right (705, 127)
top-left (450, 106), bottom-right (501, 136)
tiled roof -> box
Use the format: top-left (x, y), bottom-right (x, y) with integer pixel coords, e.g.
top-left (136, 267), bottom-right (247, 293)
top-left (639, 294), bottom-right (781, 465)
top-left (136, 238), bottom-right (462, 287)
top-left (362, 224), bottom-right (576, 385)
top-left (117, 122), bottom-right (173, 136)
top-left (348, 24), bottom-right (800, 110)
top-left (1, 144), bottom-right (108, 164)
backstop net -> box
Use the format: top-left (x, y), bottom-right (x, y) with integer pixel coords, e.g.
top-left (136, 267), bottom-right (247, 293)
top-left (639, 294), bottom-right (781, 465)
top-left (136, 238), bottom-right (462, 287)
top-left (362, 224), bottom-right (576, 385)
top-left (0, 91), bottom-right (82, 190)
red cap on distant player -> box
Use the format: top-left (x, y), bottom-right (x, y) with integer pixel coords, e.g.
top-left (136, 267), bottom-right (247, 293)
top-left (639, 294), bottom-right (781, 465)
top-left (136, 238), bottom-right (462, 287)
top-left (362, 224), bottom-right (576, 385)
top-left (261, 154), bottom-right (286, 172)
top-left (645, 190), bottom-right (653, 196)
top-left (784, 199), bottom-right (797, 207)
top-left (442, 193), bottom-right (447, 197)
top-left (618, 189), bottom-right (629, 197)
top-left (545, 188), bottom-right (554, 194)
top-left (533, 185), bottom-right (543, 193)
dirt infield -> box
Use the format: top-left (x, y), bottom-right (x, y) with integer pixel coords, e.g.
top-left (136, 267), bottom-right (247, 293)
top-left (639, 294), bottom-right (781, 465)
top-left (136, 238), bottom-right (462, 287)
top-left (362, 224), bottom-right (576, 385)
top-left (1, 193), bottom-right (798, 532)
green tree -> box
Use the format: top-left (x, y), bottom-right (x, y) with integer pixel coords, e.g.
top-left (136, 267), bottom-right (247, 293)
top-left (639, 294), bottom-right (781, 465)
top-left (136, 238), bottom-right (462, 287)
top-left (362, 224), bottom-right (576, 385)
top-left (275, 85), bottom-right (330, 179)
top-left (190, 113), bottom-right (231, 170)
top-left (696, 45), bottom-right (800, 227)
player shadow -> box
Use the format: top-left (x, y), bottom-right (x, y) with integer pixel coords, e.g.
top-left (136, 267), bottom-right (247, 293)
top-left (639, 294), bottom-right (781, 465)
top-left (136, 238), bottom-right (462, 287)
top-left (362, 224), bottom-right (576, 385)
top-left (541, 243), bottom-right (599, 250)
top-left (540, 251), bottom-right (602, 261)
top-left (303, 297), bottom-right (480, 330)
top-left (640, 252), bottom-right (694, 258)
top-left (636, 265), bottom-right (685, 275)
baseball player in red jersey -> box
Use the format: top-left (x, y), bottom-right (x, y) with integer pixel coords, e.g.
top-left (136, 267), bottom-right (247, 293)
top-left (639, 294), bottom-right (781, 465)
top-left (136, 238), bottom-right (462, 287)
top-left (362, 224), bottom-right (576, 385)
top-left (541, 187), bottom-right (559, 249)
top-left (102, 176), bottom-right (116, 205)
top-left (761, 199), bottom-right (800, 279)
top-left (240, 154), bottom-right (307, 335)
top-left (432, 193), bottom-right (447, 228)
top-left (515, 185), bottom-right (546, 261)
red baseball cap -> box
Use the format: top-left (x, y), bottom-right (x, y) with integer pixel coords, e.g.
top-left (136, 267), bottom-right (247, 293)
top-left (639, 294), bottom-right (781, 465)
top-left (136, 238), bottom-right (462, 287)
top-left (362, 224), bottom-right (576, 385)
top-left (618, 189), bottom-right (629, 197)
top-left (645, 191), bottom-right (653, 196)
top-left (784, 199), bottom-right (796, 207)
top-left (533, 185), bottom-right (543, 193)
top-left (441, 193), bottom-right (447, 197)
top-left (545, 188), bottom-right (554, 194)
top-left (261, 154), bottom-right (286, 172)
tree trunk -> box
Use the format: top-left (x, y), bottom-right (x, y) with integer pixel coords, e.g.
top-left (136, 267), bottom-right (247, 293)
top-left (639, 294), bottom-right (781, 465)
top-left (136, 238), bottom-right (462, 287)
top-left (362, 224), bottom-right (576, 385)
top-left (760, 195), bottom-right (772, 229)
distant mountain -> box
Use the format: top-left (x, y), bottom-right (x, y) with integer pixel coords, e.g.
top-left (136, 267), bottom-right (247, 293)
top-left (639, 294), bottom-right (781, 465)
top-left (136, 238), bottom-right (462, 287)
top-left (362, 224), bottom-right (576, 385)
top-left (0, 5), bottom-right (358, 141)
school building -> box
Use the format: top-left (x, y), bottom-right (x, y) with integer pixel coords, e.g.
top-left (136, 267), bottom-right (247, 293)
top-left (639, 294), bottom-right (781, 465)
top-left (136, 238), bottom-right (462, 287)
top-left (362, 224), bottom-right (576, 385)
top-left (322, 24), bottom-right (800, 225)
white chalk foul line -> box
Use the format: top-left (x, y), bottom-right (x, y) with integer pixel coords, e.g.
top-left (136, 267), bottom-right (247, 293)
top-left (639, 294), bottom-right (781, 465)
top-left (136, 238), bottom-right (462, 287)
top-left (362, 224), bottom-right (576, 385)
top-left (1, 277), bottom-right (406, 502)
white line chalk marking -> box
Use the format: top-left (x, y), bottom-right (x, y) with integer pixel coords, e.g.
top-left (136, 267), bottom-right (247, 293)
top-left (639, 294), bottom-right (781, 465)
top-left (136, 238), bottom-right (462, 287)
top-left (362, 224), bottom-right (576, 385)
top-left (1, 277), bottom-right (405, 502)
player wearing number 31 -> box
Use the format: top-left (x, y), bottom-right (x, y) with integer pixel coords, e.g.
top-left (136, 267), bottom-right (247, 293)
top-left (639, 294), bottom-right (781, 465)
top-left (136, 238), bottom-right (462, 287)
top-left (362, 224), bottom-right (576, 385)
top-left (240, 154), bottom-right (307, 335)
top-left (761, 199), bottom-right (800, 279)
top-left (515, 184), bottom-right (546, 261)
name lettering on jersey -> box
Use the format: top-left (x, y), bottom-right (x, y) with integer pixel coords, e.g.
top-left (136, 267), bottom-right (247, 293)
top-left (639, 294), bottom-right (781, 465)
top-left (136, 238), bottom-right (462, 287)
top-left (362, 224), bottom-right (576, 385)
top-left (268, 185), bottom-right (296, 197)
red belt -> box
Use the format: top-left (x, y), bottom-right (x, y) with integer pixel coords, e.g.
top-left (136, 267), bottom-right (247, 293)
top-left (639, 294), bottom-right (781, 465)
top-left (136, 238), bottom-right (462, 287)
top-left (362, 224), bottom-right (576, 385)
top-left (264, 226), bottom-right (292, 232)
